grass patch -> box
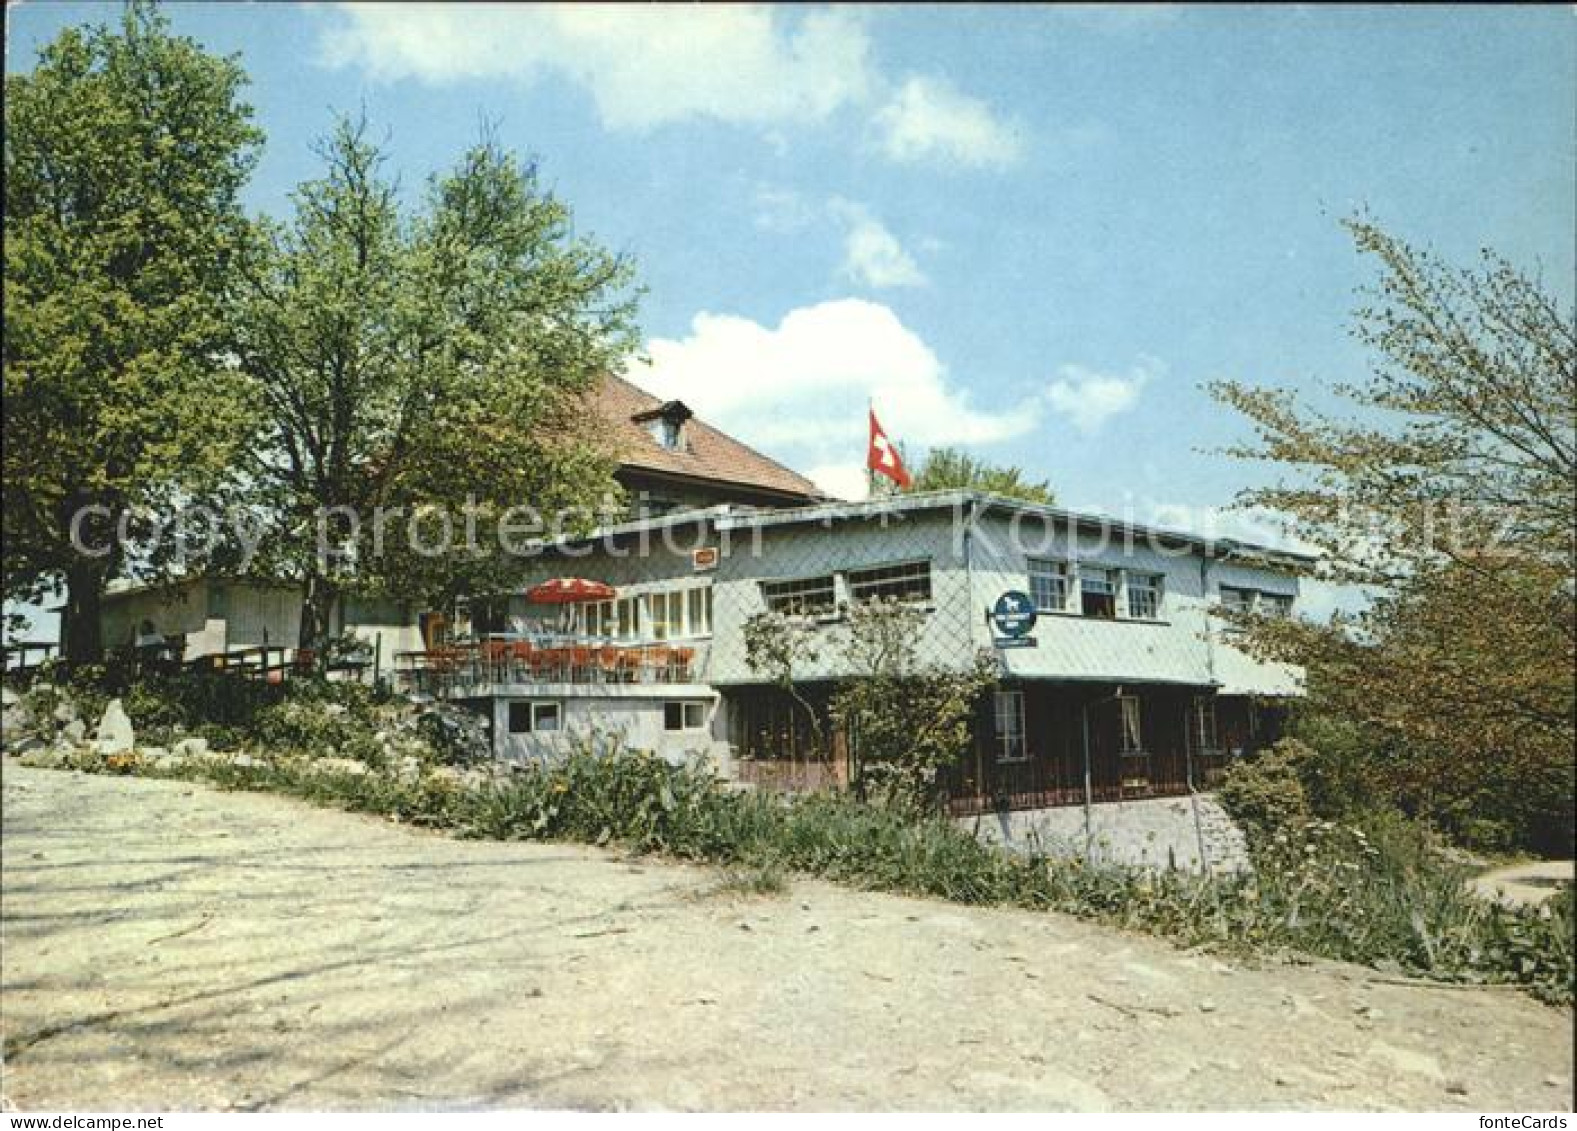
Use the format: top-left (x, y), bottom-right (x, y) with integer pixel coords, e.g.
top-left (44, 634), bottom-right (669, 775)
top-left (704, 861), bottom-right (790, 899)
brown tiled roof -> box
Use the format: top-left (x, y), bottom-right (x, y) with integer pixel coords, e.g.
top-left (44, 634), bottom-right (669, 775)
top-left (592, 374), bottom-right (824, 501)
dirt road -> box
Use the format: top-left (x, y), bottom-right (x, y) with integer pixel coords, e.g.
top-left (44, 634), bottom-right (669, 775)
top-left (2, 765), bottom-right (1570, 1111)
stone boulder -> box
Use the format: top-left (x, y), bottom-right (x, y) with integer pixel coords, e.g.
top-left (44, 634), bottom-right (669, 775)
top-left (61, 718), bottom-right (87, 745)
top-left (3, 690), bottom-right (37, 752)
top-left (93, 699), bottom-right (135, 755)
top-left (311, 756), bottom-right (370, 777)
top-left (172, 736), bottom-right (210, 759)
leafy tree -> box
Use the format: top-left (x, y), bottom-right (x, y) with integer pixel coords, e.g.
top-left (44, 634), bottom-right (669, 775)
top-left (831, 599), bottom-right (998, 812)
top-left (3, 2), bottom-right (263, 663)
top-left (909, 446), bottom-right (1055, 504)
top-left (1212, 218), bottom-right (1575, 851)
top-left (234, 117), bottom-right (640, 656)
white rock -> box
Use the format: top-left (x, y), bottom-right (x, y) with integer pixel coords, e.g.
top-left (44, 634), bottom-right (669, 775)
top-left (139, 746), bottom-right (169, 760)
top-left (313, 756), bottom-right (370, 777)
top-left (62, 719), bottom-right (88, 744)
top-left (172, 736), bottom-right (210, 758)
top-left (93, 699), bottom-right (135, 755)
top-left (52, 700), bottom-right (79, 725)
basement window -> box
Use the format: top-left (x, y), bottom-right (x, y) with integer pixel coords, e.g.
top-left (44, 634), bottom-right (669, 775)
top-left (664, 701), bottom-right (708, 732)
top-left (508, 701), bottom-right (562, 734)
top-left (1080, 568), bottom-right (1117, 619)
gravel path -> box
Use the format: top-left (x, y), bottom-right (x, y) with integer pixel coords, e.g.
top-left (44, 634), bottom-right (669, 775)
top-left (2, 765), bottom-right (1571, 1111)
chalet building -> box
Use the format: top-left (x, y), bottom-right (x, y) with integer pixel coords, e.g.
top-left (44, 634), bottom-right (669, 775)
top-left (401, 490), bottom-right (1307, 815)
top-left (70, 375), bottom-right (823, 668)
top-left (61, 373), bottom-right (1306, 818)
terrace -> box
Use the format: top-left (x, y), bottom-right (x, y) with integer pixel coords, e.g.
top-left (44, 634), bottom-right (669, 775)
top-left (393, 635), bottom-right (701, 699)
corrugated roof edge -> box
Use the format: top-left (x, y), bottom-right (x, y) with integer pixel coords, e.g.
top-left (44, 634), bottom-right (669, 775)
top-left (540, 490), bottom-right (1319, 571)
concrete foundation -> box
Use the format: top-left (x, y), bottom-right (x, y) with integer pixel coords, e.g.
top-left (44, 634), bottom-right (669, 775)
top-left (960, 792), bottom-right (1250, 875)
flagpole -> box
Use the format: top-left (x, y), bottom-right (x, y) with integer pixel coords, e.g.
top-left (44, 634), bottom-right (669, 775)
top-left (866, 396), bottom-right (875, 500)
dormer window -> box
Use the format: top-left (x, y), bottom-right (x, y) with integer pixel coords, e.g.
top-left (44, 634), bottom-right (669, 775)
top-left (650, 417), bottom-right (682, 450)
top-left (634, 400), bottom-right (693, 452)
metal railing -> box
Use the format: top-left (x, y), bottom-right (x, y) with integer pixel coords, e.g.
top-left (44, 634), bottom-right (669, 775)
top-left (395, 636), bottom-right (699, 697)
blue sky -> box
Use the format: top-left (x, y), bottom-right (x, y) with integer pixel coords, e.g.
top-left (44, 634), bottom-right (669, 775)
top-left (7, 2), bottom-right (1575, 630)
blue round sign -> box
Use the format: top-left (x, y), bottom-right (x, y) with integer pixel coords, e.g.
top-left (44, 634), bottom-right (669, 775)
top-left (991, 590), bottom-right (1037, 638)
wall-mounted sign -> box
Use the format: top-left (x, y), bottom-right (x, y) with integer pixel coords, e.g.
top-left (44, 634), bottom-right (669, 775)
top-left (692, 547), bottom-right (720, 572)
top-left (990, 590), bottom-right (1037, 643)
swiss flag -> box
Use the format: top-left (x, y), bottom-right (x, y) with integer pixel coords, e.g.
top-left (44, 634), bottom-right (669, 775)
top-left (867, 408), bottom-right (911, 489)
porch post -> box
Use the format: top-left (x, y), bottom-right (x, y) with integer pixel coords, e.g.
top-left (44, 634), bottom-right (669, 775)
top-left (1079, 696), bottom-right (1094, 852)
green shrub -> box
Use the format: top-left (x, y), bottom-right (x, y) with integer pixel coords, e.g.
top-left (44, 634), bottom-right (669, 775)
top-left (1217, 738), bottom-right (1314, 838)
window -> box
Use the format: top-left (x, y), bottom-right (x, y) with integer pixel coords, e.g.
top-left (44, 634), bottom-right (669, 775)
top-left (1080, 567), bottom-right (1117, 619)
top-left (1219, 586), bottom-right (1255, 614)
top-left (664, 701), bottom-right (708, 732)
top-left (1118, 696), bottom-right (1143, 753)
top-left (847, 560), bottom-right (932, 605)
top-left (762, 574), bottom-right (836, 616)
top-left (648, 417), bottom-right (683, 450)
top-left (686, 586), bottom-right (713, 637)
top-left (1127, 573), bottom-right (1163, 620)
top-left (508, 701), bottom-right (561, 734)
top-left (1028, 559), bottom-right (1068, 612)
top-left (1260, 592), bottom-right (1294, 619)
top-left (994, 690), bottom-right (1028, 763)
top-left (647, 590), bottom-right (684, 641)
top-left (1190, 696), bottom-right (1218, 752)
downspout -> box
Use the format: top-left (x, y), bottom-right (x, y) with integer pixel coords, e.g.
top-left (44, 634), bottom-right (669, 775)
top-left (1190, 552), bottom-right (1222, 875)
top-left (1080, 698), bottom-right (1094, 853)
top-left (963, 496), bottom-right (985, 812)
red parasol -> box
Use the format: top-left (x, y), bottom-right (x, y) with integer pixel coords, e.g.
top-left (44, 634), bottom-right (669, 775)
top-left (525, 578), bottom-right (616, 604)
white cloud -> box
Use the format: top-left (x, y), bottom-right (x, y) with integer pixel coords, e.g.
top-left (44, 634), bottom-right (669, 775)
top-left (831, 201), bottom-right (926, 289)
top-left (322, 5), bottom-right (1023, 170)
top-left (629, 299), bottom-right (1039, 498)
top-left (805, 462), bottom-right (874, 503)
top-left (321, 5), bottom-right (874, 130)
top-left (873, 76), bottom-right (1023, 168)
top-left (1043, 358), bottom-right (1160, 434)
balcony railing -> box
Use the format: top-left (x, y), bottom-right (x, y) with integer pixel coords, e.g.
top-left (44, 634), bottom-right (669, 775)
top-left (395, 636), bottom-right (699, 698)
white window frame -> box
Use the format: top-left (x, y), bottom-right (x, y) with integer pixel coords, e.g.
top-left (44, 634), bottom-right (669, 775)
top-left (1126, 572), bottom-right (1163, 620)
top-left (994, 689), bottom-right (1029, 764)
top-left (1219, 586), bottom-right (1255, 614)
top-left (1027, 558), bottom-right (1069, 613)
top-left (1079, 566), bottom-right (1118, 619)
top-left (664, 701), bottom-right (708, 732)
top-left (1190, 695), bottom-right (1218, 753)
top-left (846, 559), bottom-right (933, 606)
top-left (761, 574), bottom-right (837, 617)
top-left (509, 700), bottom-right (562, 734)
top-left (1260, 592), bottom-right (1294, 620)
